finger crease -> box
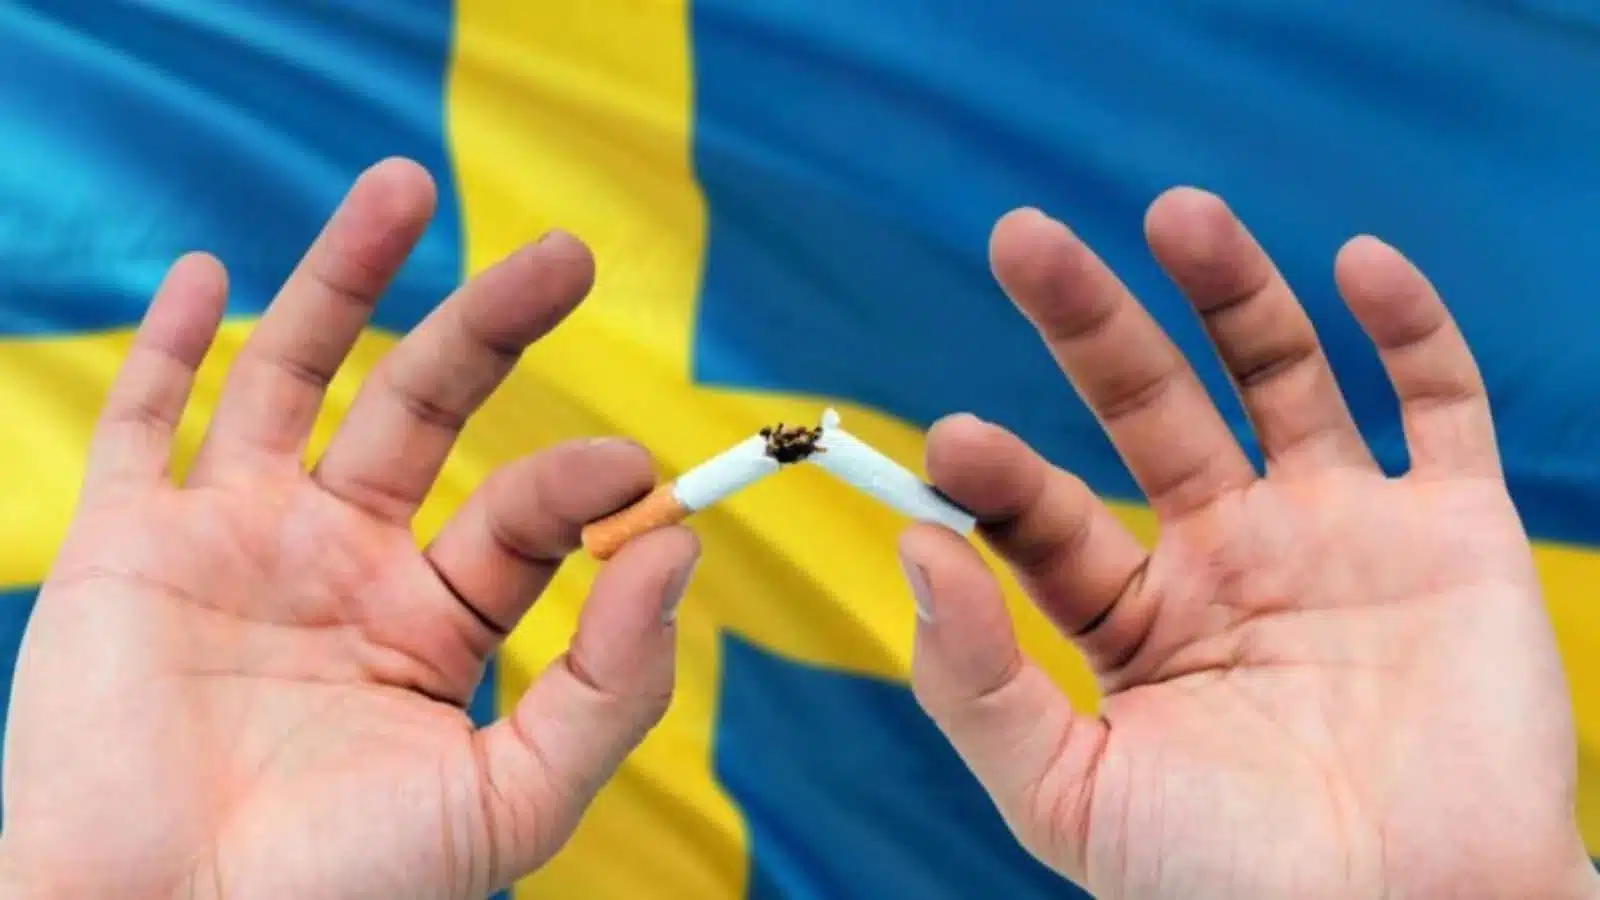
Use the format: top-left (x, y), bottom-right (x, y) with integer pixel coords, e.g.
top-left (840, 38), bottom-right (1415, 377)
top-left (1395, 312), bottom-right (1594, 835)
top-left (1233, 341), bottom-right (1320, 390)
top-left (1073, 599), bottom-right (1118, 637)
top-left (1196, 280), bottom-right (1264, 323)
top-left (1095, 361), bottom-right (1183, 426)
top-left (978, 475), bottom-right (1058, 571)
top-left (1039, 293), bottom-right (1119, 346)
top-left (468, 732), bottom-right (503, 895)
top-left (988, 519), bottom-right (1061, 575)
top-left (308, 255), bottom-right (384, 312)
top-left (104, 394), bottom-right (183, 433)
top-left (460, 319), bottom-right (529, 369)
top-left (131, 337), bottom-right (204, 373)
top-left (562, 650), bottom-right (620, 701)
top-left (313, 466), bottom-right (418, 521)
top-left (1397, 382), bottom-right (1481, 414)
top-left (384, 371), bottom-right (471, 433)
top-left (487, 512), bottom-right (568, 570)
top-left (963, 645), bottom-right (1028, 707)
top-left (505, 702), bottom-right (563, 812)
top-left (1029, 704), bottom-right (1104, 863)
top-left (1099, 557), bottom-right (1155, 672)
top-left (428, 557), bottom-right (512, 637)
top-left (254, 351), bottom-right (333, 393)
top-left (1373, 309), bottom-right (1449, 353)
top-left (1002, 503), bottom-right (1093, 579)
top-left (404, 678), bottom-right (467, 710)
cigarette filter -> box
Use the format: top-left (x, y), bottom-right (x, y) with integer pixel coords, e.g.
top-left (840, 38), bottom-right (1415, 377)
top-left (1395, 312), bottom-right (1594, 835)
top-left (809, 408), bottom-right (976, 533)
top-left (581, 434), bottom-right (780, 560)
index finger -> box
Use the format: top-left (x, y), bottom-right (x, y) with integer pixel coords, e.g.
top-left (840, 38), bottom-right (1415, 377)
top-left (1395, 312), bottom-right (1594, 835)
top-left (1335, 236), bottom-right (1498, 477)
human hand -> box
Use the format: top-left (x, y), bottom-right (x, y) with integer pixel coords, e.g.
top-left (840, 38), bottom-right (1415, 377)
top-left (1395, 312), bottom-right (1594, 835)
top-left (901, 190), bottom-right (1599, 899)
top-left (0, 159), bottom-right (697, 899)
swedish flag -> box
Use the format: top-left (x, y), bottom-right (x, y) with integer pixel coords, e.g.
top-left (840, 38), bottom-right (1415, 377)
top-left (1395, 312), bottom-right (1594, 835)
top-left (1, 3), bottom-right (1596, 897)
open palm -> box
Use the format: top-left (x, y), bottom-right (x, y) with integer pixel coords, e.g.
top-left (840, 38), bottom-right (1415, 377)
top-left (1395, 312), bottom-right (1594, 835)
top-left (1, 160), bottom-right (697, 899)
top-left (900, 192), bottom-right (1598, 899)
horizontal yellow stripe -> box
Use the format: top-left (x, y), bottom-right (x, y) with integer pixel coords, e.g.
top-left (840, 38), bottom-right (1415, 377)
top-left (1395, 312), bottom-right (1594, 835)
top-left (0, 323), bottom-right (483, 569)
top-left (2, 319), bottom-right (1597, 869)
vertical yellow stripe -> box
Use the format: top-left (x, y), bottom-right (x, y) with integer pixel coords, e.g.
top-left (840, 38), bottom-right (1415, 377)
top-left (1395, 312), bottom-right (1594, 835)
top-left (447, 3), bottom-right (704, 377)
top-left (445, 3), bottom-right (751, 897)
top-left (439, 3), bottom-right (1127, 894)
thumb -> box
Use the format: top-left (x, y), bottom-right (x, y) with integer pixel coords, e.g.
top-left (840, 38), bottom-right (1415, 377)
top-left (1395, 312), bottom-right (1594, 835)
top-left (471, 525), bottom-right (698, 890)
top-left (898, 524), bottom-right (1107, 881)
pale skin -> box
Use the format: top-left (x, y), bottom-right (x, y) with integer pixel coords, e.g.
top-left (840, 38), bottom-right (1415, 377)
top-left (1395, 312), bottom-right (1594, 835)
top-left (0, 159), bottom-right (699, 899)
top-left (901, 197), bottom-right (1600, 898)
top-left (0, 159), bottom-right (1592, 900)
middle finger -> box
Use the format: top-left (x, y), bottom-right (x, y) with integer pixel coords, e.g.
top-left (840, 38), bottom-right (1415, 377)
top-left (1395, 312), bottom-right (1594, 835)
top-left (989, 208), bottom-right (1255, 518)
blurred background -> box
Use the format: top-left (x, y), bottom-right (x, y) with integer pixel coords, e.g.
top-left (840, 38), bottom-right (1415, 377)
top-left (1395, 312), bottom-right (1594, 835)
top-left (1, 2), bottom-right (1597, 897)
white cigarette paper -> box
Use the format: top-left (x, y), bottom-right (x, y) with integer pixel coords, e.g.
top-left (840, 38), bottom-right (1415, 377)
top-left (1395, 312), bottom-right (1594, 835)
top-left (672, 433), bottom-right (781, 511)
top-left (810, 408), bottom-right (975, 533)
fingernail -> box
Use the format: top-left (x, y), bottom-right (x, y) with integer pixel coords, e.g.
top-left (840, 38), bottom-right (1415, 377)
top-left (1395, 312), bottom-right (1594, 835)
top-left (661, 555), bottom-right (698, 625)
top-left (898, 550), bottom-right (934, 623)
top-left (587, 436), bottom-right (621, 447)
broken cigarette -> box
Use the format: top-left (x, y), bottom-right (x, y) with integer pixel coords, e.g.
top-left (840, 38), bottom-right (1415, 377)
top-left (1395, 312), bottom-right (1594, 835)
top-left (580, 433), bottom-right (781, 560)
top-left (808, 408), bottom-right (976, 533)
top-left (579, 409), bottom-right (974, 560)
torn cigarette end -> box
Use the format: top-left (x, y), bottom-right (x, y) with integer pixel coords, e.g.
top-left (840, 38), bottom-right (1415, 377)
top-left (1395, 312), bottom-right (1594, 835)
top-left (580, 482), bottom-right (691, 561)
